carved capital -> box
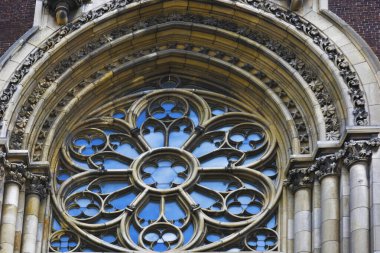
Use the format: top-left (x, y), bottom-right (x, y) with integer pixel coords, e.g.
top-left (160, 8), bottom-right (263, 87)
top-left (309, 154), bottom-right (340, 181)
top-left (26, 174), bottom-right (49, 198)
top-left (286, 167), bottom-right (313, 192)
top-left (343, 138), bottom-right (380, 167)
top-left (4, 161), bottom-right (27, 187)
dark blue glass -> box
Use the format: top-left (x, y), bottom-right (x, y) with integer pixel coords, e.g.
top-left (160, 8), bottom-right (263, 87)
top-left (164, 200), bottom-right (186, 226)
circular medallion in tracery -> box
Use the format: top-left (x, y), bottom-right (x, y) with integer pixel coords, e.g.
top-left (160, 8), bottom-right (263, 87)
top-left (52, 89), bottom-right (280, 252)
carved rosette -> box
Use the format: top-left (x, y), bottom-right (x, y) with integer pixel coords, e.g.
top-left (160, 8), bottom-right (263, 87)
top-left (287, 167), bottom-right (314, 192)
top-left (343, 138), bottom-right (380, 167)
top-left (26, 174), bottom-right (49, 198)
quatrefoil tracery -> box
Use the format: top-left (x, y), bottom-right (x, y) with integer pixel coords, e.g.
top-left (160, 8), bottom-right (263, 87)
top-left (53, 89), bottom-right (279, 252)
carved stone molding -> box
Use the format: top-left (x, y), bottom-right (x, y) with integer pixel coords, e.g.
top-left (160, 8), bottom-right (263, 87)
top-left (3, 160), bottom-right (27, 187)
top-left (287, 167), bottom-right (314, 192)
top-left (0, 0), bottom-right (367, 143)
top-left (308, 154), bottom-right (340, 180)
top-left (29, 43), bottom-right (312, 160)
top-left (10, 12), bottom-right (342, 152)
top-left (46, 0), bottom-right (90, 25)
top-left (295, 137), bottom-right (380, 183)
top-left (343, 138), bottom-right (380, 167)
top-left (26, 173), bottom-right (49, 198)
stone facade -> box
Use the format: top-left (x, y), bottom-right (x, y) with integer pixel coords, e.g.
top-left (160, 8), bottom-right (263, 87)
top-left (0, 0), bottom-right (379, 253)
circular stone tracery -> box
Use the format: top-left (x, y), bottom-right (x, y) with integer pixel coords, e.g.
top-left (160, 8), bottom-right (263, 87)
top-left (53, 89), bottom-right (279, 252)
top-left (132, 148), bottom-right (199, 192)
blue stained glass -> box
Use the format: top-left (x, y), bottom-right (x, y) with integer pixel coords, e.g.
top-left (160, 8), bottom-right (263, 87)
top-left (212, 107), bottom-right (225, 116)
top-left (57, 172), bottom-right (70, 182)
top-left (103, 129), bottom-right (119, 135)
top-left (198, 178), bottom-right (241, 192)
top-left (113, 112), bottom-right (125, 119)
top-left (243, 181), bottom-right (262, 192)
top-left (189, 108), bottom-right (199, 126)
top-left (168, 124), bottom-right (191, 148)
top-left (129, 223), bottom-right (140, 244)
top-left (93, 158), bottom-right (129, 170)
top-left (74, 139), bottom-right (88, 146)
top-left (136, 110), bottom-right (147, 128)
top-left (153, 101), bottom-right (184, 120)
top-left (110, 138), bottom-right (140, 158)
top-left (143, 125), bottom-right (165, 148)
top-left (73, 158), bottom-right (90, 170)
top-left (206, 233), bottom-right (221, 243)
top-left (266, 215), bottom-right (277, 229)
top-left (138, 200), bottom-right (160, 226)
top-left (201, 155), bottom-right (239, 168)
top-left (106, 190), bottom-right (138, 211)
top-left (165, 200), bottom-right (186, 226)
top-left (153, 242), bottom-right (168, 252)
top-left (192, 136), bottom-right (224, 158)
top-left (183, 223), bottom-right (194, 244)
top-left (190, 190), bottom-right (222, 211)
top-left (213, 215), bottom-right (236, 222)
top-left (94, 217), bottom-right (113, 224)
top-left (242, 151), bottom-right (265, 166)
top-left (52, 218), bottom-right (62, 231)
top-left (89, 181), bottom-right (129, 194)
top-left (101, 234), bottom-right (117, 244)
top-left (69, 185), bottom-right (87, 195)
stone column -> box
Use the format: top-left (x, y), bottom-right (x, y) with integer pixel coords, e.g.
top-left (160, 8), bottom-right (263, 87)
top-left (370, 146), bottom-right (380, 253)
top-left (21, 175), bottom-right (48, 253)
top-left (312, 180), bottom-right (321, 253)
top-left (340, 166), bottom-right (350, 253)
top-left (287, 187), bottom-right (295, 253)
top-left (288, 168), bottom-right (313, 253)
top-left (309, 154), bottom-right (340, 253)
top-left (0, 162), bottom-right (26, 253)
top-left (343, 139), bottom-right (380, 253)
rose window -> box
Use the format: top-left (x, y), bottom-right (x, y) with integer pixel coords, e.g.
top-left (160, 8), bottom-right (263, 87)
top-left (51, 88), bottom-right (280, 252)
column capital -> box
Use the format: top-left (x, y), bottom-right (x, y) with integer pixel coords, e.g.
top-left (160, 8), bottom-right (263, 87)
top-left (343, 138), bottom-right (380, 167)
top-left (25, 173), bottom-right (49, 198)
top-left (309, 154), bottom-right (340, 181)
top-left (1, 151), bottom-right (27, 187)
top-left (286, 167), bottom-right (314, 192)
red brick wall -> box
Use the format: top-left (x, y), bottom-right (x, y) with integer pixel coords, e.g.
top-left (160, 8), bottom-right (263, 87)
top-left (329, 0), bottom-right (380, 59)
top-left (0, 0), bottom-right (36, 56)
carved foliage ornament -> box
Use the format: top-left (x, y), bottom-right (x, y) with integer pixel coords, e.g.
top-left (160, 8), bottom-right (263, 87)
top-left (287, 138), bottom-right (380, 187)
top-left (0, 0), bottom-right (367, 140)
top-left (11, 12), bottom-right (340, 151)
top-left (0, 150), bottom-right (48, 195)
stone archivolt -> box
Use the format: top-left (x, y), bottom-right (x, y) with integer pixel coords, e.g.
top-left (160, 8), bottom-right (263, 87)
top-left (0, 0), bottom-right (369, 159)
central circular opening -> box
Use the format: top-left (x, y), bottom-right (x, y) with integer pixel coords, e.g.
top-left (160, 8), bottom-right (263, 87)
top-left (141, 159), bottom-right (188, 189)
top-left (132, 148), bottom-right (199, 192)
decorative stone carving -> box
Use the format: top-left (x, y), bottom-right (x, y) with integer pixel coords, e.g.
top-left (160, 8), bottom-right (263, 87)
top-left (287, 167), bottom-right (314, 191)
top-left (46, 0), bottom-right (90, 25)
top-left (4, 160), bottom-right (27, 187)
top-left (0, 0), bottom-right (367, 142)
top-left (308, 154), bottom-right (340, 180)
top-left (26, 174), bottom-right (49, 198)
top-left (300, 137), bottom-right (380, 182)
top-left (343, 138), bottom-right (380, 166)
top-left (30, 43), bottom-right (312, 159)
